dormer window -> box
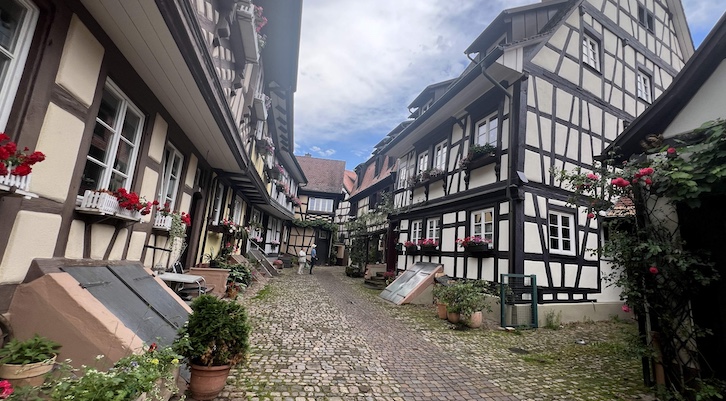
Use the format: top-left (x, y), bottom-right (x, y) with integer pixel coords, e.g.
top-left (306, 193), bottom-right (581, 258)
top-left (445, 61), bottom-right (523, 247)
top-left (419, 99), bottom-right (433, 117)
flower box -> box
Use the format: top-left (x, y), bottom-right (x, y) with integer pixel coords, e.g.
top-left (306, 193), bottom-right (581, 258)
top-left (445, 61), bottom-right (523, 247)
top-left (78, 190), bottom-right (120, 215)
top-left (462, 152), bottom-right (496, 171)
top-left (253, 92), bottom-right (268, 121)
top-left (236, 2), bottom-right (260, 64)
top-left (0, 170), bottom-right (36, 199)
top-left (405, 245), bottom-right (419, 255)
top-left (153, 214), bottom-right (173, 231)
top-left (420, 245), bottom-right (439, 255)
top-left (115, 207), bottom-right (143, 221)
top-left (463, 243), bottom-right (494, 257)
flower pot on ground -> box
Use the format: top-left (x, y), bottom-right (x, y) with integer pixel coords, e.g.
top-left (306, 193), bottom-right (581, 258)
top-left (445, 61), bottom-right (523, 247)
top-left (447, 311), bottom-right (461, 323)
top-left (435, 280), bottom-right (494, 325)
top-left (173, 295), bottom-right (250, 400)
top-left (437, 302), bottom-right (448, 319)
top-left (466, 311), bottom-right (483, 328)
top-left (0, 334), bottom-right (61, 387)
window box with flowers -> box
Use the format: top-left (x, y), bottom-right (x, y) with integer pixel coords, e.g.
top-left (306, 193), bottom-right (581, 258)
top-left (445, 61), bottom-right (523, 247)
top-left (456, 236), bottom-right (494, 257)
top-left (257, 136), bottom-right (274, 157)
top-left (418, 238), bottom-right (439, 255)
top-left (236, 1), bottom-right (260, 64)
top-left (253, 92), bottom-right (269, 121)
top-left (270, 240), bottom-right (280, 249)
top-left (0, 133), bottom-right (45, 199)
top-left (403, 241), bottom-right (419, 255)
top-left (153, 202), bottom-right (174, 230)
top-left (77, 188), bottom-right (154, 221)
top-left (459, 143), bottom-right (497, 172)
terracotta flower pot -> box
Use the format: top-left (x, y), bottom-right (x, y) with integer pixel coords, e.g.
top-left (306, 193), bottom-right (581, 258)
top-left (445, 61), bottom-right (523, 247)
top-left (189, 364), bottom-right (231, 400)
top-left (466, 311), bottom-right (483, 328)
top-left (0, 355), bottom-right (56, 387)
top-left (447, 311), bottom-right (461, 324)
top-left (437, 303), bottom-right (448, 319)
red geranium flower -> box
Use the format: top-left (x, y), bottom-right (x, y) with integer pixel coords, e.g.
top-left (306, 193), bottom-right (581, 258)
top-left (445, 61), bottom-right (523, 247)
top-left (649, 266), bottom-right (659, 275)
top-left (0, 380), bottom-right (13, 399)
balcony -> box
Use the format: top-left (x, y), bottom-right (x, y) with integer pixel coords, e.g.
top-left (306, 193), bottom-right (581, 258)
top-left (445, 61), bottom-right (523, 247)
top-left (253, 92), bottom-right (268, 121)
top-left (236, 2), bottom-right (259, 64)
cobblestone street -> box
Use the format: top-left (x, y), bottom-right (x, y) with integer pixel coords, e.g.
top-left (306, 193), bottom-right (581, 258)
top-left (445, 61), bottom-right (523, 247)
top-left (203, 266), bottom-right (647, 401)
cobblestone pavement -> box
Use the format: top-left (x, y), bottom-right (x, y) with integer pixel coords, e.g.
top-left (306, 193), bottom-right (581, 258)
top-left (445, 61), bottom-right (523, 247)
top-left (198, 265), bottom-right (647, 401)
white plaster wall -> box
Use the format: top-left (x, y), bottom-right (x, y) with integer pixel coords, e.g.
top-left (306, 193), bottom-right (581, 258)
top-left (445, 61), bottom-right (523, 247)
top-left (127, 231), bottom-right (147, 262)
top-left (663, 60), bottom-right (726, 138)
top-left (30, 104), bottom-right (85, 203)
top-left (65, 220), bottom-right (86, 259)
top-left (108, 228), bottom-right (128, 260)
top-left (0, 211), bottom-right (61, 283)
top-left (90, 225), bottom-right (115, 260)
top-left (55, 15), bottom-right (104, 107)
top-left (139, 168), bottom-right (159, 224)
top-left (530, 46), bottom-right (559, 73)
top-left (185, 154), bottom-right (198, 188)
top-left (147, 114), bottom-right (168, 164)
top-left (524, 149), bottom-right (542, 184)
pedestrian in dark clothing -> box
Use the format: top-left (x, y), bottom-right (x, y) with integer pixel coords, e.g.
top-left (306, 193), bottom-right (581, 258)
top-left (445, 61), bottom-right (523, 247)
top-left (309, 244), bottom-right (317, 274)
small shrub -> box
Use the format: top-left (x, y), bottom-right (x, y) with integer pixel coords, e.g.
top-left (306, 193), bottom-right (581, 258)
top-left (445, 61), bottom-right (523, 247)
top-left (543, 310), bottom-right (562, 330)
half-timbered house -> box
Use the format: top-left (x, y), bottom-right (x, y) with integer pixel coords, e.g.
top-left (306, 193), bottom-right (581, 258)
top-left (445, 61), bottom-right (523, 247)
top-left (288, 154), bottom-right (346, 264)
top-left (381, 0), bottom-right (693, 322)
top-left (0, 0), bottom-right (301, 365)
top-left (333, 169), bottom-right (356, 266)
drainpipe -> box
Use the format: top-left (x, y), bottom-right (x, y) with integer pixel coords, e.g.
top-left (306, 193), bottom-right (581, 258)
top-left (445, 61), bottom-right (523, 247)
top-left (466, 51), bottom-right (520, 278)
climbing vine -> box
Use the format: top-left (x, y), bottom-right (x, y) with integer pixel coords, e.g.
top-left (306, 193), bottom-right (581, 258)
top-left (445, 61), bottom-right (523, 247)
top-left (554, 119), bottom-right (726, 399)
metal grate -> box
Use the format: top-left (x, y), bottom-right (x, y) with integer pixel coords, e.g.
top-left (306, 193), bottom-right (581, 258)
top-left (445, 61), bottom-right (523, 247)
top-left (500, 274), bottom-right (538, 328)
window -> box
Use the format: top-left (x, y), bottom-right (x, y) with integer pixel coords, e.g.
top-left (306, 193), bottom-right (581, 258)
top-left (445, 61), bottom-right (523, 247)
top-left (158, 144), bottom-right (184, 209)
top-left (0, 0), bottom-right (38, 131)
top-left (79, 81), bottom-right (145, 195)
top-left (417, 151), bottom-right (429, 173)
top-left (410, 220), bottom-right (422, 243)
top-left (636, 69), bottom-right (652, 103)
top-left (426, 219), bottom-right (440, 241)
top-left (308, 197), bottom-right (334, 213)
top-left (471, 208), bottom-right (494, 243)
top-left (549, 211), bottom-right (575, 255)
top-left (475, 114), bottom-right (498, 146)
top-left (433, 140), bottom-right (447, 170)
top-left (212, 182), bottom-right (224, 223)
top-left (232, 196), bottom-right (244, 223)
top-left (397, 157), bottom-right (409, 189)
top-left (638, 5), bottom-right (655, 33)
top-left (582, 33), bottom-right (600, 71)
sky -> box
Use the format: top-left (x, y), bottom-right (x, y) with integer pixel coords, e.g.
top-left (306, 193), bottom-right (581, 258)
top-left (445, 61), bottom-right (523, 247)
top-left (293, 0), bottom-right (726, 170)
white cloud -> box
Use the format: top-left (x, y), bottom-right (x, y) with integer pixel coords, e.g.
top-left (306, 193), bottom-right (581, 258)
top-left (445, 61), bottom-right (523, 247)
top-left (294, 0), bottom-right (725, 168)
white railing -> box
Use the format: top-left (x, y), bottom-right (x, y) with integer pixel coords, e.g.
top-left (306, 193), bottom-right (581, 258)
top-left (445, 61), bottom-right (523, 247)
top-left (153, 214), bottom-right (173, 230)
top-left (0, 170), bottom-right (37, 199)
top-left (77, 190), bottom-right (141, 221)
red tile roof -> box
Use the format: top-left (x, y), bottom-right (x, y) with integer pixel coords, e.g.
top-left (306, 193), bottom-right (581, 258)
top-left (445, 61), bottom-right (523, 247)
top-left (350, 156), bottom-right (396, 197)
top-left (295, 154), bottom-right (346, 194)
top-left (343, 170), bottom-right (357, 194)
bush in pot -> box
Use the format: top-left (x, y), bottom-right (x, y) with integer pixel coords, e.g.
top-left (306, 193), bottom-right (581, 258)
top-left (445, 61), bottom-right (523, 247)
top-left (173, 295), bottom-right (251, 400)
top-left (0, 334), bottom-right (61, 386)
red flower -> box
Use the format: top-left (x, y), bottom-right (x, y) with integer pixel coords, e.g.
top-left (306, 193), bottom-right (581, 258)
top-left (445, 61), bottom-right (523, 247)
top-left (0, 380), bottom-right (13, 399)
top-left (587, 212), bottom-right (595, 219)
top-left (0, 133), bottom-right (8, 142)
top-left (621, 304), bottom-right (631, 313)
top-left (11, 163), bottom-right (31, 176)
top-left (586, 173), bottom-right (599, 180)
top-left (3, 142), bottom-right (16, 155)
top-left (649, 266), bottom-right (659, 275)
top-left (180, 212), bottom-right (192, 226)
top-left (666, 147), bottom-right (677, 158)
top-left (611, 177), bottom-right (630, 188)
top-left (0, 147), bottom-right (8, 161)
top-left (148, 342), bottom-right (157, 352)
top-left (644, 178), bottom-right (652, 185)
top-left (25, 151), bottom-right (45, 165)
top-left (0, 163), bottom-right (7, 176)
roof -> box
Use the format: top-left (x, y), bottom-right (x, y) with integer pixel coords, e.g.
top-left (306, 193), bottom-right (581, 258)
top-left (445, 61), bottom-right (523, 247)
top-left (350, 156), bottom-right (396, 198)
top-left (295, 154), bottom-right (346, 194)
top-left (605, 13), bottom-right (726, 160)
top-left (407, 79), bottom-right (456, 109)
top-left (343, 170), bottom-right (357, 194)
top-left (605, 197), bottom-right (635, 218)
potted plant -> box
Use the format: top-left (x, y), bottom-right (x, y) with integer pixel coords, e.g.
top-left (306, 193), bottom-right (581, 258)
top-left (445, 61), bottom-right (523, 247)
top-left (0, 334), bottom-right (61, 386)
top-left (173, 295), bottom-right (251, 400)
top-left (432, 284), bottom-right (451, 320)
top-left (418, 238), bottom-right (439, 255)
top-left (403, 241), bottom-right (418, 255)
top-left (456, 236), bottom-right (494, 256)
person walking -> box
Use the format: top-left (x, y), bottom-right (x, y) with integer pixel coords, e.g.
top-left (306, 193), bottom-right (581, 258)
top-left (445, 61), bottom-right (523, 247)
top-left (297, 248), bottom-right (306, 275)
top-left (309, 244), bottom-right (317, 275)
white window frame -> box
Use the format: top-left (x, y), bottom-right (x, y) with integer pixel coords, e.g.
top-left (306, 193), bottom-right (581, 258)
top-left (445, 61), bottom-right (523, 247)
top-left (308, 197), bottom-right (333, 213)
top-left (636, 69), bottom-right (652, 103)
top-left (471, 208), bottom-right (494, 243)
top-left (433, 140), bottom-right (447, 170)
top-left (582, 33), bottom-right (600, 71)
top-left (410, 220), bottom-right (422, 243)
top-left (158, 144), bottom-right (184, 210)
top-left (475, 113), bottom-right (498, 146)
top-left (0, 0), bottom-right (38, 131)
top-left (79, 80), bottom-right (145, 195)
top-left (232, 196), bottom-right (244, 223)
top-left (417, 151), bottom-right (429, 174)
top-left (638, 5), bottom-right (655, 33)
top-left (426, 219), bottom-right (440, 242)
top-left (397, 157), bottom-right (409, 189)
top-left (212, 182), bottom-right (224, 224)
top-left (548, 211), bottom-right (575, 255)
